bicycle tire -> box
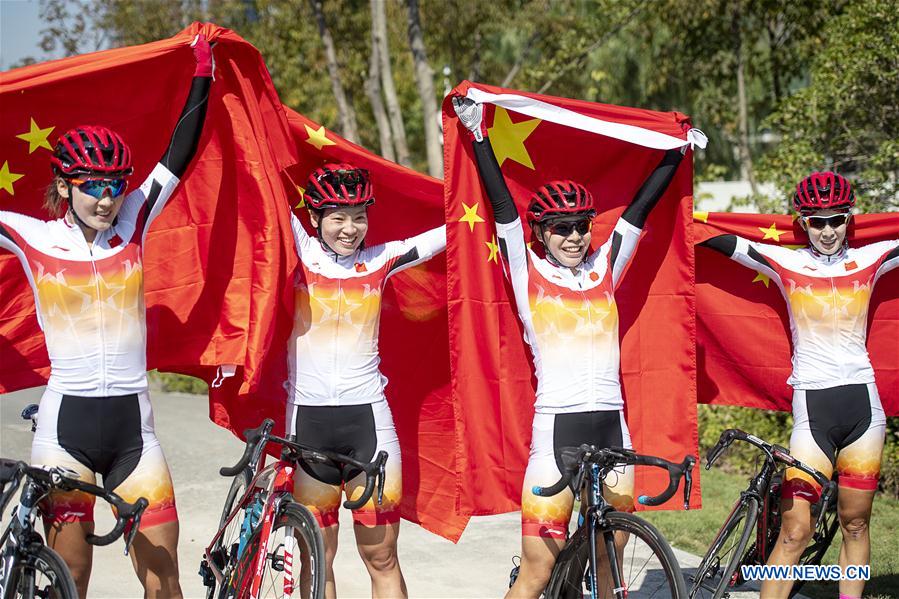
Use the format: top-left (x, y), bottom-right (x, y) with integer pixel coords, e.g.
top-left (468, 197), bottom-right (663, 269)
top-left (690, 497), bottom-right (759, 599)
top-left (230, 501), bottom-right (325, 599)
top-left (545, 511), bottom-right (687, 599)
top-left (207, 468), bottom-right (253, 599)
top-left (1, 544), bottom-right (78, 599)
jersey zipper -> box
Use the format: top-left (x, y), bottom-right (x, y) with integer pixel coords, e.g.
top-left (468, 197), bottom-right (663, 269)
top-left (829, 276), bottom-right (842, 381)
top-left (87, 240), bottom-right (107, 394)
top-left (333, 277), bottom-right (342, 404)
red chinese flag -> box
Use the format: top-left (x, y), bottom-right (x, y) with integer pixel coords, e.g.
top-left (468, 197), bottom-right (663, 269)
top-left (259, 108), bottom-right (467, 541)
top-left (695, 212), bottom-right (899, 414)
top-left (0, 23), bottom-right (298, 424)
top-left (444, 81), bottom-right (701, 515)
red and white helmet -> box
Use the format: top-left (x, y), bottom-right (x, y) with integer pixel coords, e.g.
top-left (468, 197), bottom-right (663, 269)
top-left (305, 163), bottom-right (374, 210)
top-left (526, 180), bottom-right (595, 225)
top-left (792, 171), bottom-right (854, 213)
top-left (51, 126), bottom-right (133, 178)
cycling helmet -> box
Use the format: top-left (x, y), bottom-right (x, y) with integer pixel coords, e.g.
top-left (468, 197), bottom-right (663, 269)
top-left (50, 126), bottom-right (133, 178)
top-left (792, 171), bottom-right (854, 213)
top-left (305, 163), bottom-right (375, 210)
top-left (526, 180), bottom-right (596, 225)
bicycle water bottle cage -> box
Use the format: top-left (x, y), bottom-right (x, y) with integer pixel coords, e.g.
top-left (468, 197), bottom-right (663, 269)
top-left (236, 497), bottom-right (264, 559)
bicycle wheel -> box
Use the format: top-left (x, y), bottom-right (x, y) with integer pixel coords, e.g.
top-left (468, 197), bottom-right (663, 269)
top-left (231, 501), bottom-right (325, 599)
top-left (690, 498), bottom-right (759, 599)
top-left (2, 544), bottom-right (79, 599)
top-left (206, 468), bottom-right (253, 599)
top-left (545, 511), bottom-right (686, 599)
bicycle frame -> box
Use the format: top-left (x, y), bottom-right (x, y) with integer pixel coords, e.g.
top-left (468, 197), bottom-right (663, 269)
top-left (203, 453), bottom-right (296, 599)
top-left (578, 462), bottom-right (628, 599)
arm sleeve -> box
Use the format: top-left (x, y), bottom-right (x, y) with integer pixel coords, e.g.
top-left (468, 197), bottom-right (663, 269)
top-left (700, 234), bottom-right (782, 284)
top-left (621, 149), bottom-right (684, 228)
top-left (385, 225), bottom-right (447, 278)
top-left (471, 138), bottom-right (520, 224)
top-left (290, 212), bottom-right (316, 257)
top-left (159, 75), bottom-right (211, 179)
top-left (874, 240), bottom-right (899, 279)
top-left (594, 218), bottom-right (643, 289)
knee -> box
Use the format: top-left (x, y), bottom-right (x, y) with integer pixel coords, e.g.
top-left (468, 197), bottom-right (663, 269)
top-left (358, 544), bottom-right (399, 574)
top-left (779, 519), bottom-right (813, 549)
top-left (840, 515), bottom-right (870, 540)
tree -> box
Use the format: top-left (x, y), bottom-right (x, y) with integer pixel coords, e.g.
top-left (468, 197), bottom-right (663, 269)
top-left (405, 0), bottom-right (442, 178)
top-left (371, 0), bottom-right (411, 166)
top-left (758, 0), bottom-right (899, 211)
top-left (309, 0), bottom-right (360, 142)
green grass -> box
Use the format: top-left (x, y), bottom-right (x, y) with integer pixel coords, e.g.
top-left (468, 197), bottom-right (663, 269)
top-left (642, 469), bottom-right (899, 599)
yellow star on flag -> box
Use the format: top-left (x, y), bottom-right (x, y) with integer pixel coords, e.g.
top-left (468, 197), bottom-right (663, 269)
top-left (752, 272), bottom-right (771, 287)
top-left (0, 161), bottom-right (25, 195)
top-left (693, 211), bottom-right (709, 223)
top-left (459, 201), bottom-right (485, 232)
top-left (304, 124), bottom-right (336, 151)
top-left (16, 118), bottom-right (55, 154)
top-left (488, 106), bottom-right (540, 169)
top-left (485, 235), bottom-right (500, 263)
top-left (295, 185), bottom-right (306, 208)
top-left (758, 222), bottom-right (783, 242)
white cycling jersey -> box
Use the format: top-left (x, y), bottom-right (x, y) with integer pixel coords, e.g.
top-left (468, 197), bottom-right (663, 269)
top-left (496, 217), bottom-right (642, 414)
top-left (287, 214), bottom-right (446, 406)
top-left (0, 164), bottom-right (179, 396)
top-left (727, 238), bottom-right (899, 389)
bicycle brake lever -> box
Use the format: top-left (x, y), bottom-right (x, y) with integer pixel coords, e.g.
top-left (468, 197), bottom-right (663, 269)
top-left (376, 457), bottom-right (386, 505)
top-left (683, 461), bottom-right (694, 510)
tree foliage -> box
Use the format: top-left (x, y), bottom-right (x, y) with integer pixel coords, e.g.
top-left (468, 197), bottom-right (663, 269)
top-left (27, 0), bottom-right (898, 209)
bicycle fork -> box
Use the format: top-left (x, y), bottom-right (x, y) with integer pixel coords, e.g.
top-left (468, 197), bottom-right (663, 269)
top-left (585, 464), bottom-right (627, 599)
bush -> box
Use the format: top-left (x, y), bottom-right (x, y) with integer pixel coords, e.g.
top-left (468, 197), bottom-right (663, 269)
top-left (698, 404), bottom-right (899, 498)
top-left (148, 371), bottom-right (208, 395)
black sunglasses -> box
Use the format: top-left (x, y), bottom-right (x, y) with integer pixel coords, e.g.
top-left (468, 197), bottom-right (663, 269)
top-left (546, 219), bottom-right (592, 237)
top-left (803, 214), bottom-right (849, 230)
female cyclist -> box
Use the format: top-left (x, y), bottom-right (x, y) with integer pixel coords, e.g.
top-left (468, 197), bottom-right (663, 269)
top-left (0, 37), bottom-right (213, 598)
top-left (286, 163), bottom-right (446, 599)
top-left (700, 172), bottom-right (899, 599)
top-left (453, 97), bottom-right (685, 598)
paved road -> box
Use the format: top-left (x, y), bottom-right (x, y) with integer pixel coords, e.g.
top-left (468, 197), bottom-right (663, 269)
top-left (2, 387), bottom-right (780, 598)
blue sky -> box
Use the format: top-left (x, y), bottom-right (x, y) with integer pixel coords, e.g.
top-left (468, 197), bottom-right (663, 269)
top-left (1, 0), bottom-right (53, 70)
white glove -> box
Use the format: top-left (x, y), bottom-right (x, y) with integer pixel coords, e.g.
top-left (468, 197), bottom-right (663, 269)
top-left (452, 96), bottom-right (485, 142)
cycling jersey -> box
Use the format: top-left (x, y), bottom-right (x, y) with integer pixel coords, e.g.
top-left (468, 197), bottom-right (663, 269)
top-left (287, 400), bottom-right (401, 527)
top-left (32, 389), bottom-right (177, 529)
top-left (496, 217), bottom-right (641, 413)
top-left (522, 410), bottom-right (633, 538)
top-left (287, 214), bottom-right (446, 406)
top-left (783, 383), bottom-right (886, 502)
top-left (0, 164), bottom-right (179, 396)
top-left (707, 237), bottom-right (899, 389)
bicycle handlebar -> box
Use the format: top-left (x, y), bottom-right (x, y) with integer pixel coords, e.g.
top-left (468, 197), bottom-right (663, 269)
top-left (532, 445), bottom-right (696, 510)
top-left (6, 462), bottom-right (148, 554)
top-left (220, 419), bottom-right (275, 477)
top-left (219, 419), bottom-right (389, 510)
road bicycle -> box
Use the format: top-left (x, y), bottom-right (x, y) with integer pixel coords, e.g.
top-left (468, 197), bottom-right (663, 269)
top-left (0, 404), bottom-right (147, 599)
top-left (530, 444), bottom-right (695, 599)
top-left (689, 428), bottom-right (839, 599)
top-left (199, 418), bottom-right (388, 599)
top-left (0, 458), bottom-right (147, 599)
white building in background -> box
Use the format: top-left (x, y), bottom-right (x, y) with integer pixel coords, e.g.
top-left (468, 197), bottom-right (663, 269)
top-left (694, 181), bottom-right (778, 213)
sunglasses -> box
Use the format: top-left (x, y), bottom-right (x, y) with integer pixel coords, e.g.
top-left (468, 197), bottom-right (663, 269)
top-left (69, 177), bottom-right (128, 199)
top-left (802, 214), bottom-right (849, 230)
top-left (546, 219), bottom-right (592, 237)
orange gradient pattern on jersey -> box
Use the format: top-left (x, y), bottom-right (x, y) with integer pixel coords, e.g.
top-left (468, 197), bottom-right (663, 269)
top-left (781, 265), bottom-right (877, 339)
top-left (28, 244), bottom-right (144, 355)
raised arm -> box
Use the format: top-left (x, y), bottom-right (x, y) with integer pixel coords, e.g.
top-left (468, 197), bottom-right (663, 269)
top-left (134, 35), bottom-right (213, 236)
top-left (453, 97), bottom-right (528, 274)
top-left (621, 148), bottom-right (685, 228)
top-left (385, 225), bottom-right (447, 278)
top-left (599, 148), bottom-right (685, 286)
top-left (699, 234), bottom-right (783, 287)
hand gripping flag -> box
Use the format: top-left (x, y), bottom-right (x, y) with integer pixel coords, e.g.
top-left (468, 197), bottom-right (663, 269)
top-left (695, 212), bottom-right (899, 414)
top-left (444, 81), bottom-right (704, 515)
top-left (0, 23), bottom-right (298, 419)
